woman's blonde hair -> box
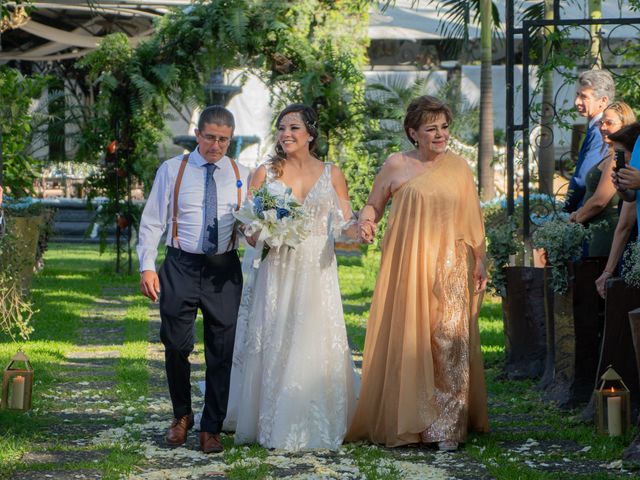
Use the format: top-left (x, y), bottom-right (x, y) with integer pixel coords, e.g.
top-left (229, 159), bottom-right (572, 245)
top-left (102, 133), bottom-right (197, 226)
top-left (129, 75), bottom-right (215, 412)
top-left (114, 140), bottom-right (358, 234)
top-left (604, 101), bottom-right (637, 127)
top-left (270, 104), bottom-right (319, 178)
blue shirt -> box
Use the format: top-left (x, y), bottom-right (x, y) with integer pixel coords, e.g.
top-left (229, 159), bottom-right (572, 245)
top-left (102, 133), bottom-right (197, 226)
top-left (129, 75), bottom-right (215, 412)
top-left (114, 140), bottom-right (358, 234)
top-left (565, 117), bottom-right (608, 212)
top-left (631, 135), bottom-right (640, 236)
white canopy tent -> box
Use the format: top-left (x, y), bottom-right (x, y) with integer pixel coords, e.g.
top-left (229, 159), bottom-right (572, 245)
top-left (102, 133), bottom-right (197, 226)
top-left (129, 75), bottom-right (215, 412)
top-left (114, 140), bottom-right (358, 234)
top-left (4, 1), bottom-right (639, 62)
top-left (369, 0), bottom-right (639, 40)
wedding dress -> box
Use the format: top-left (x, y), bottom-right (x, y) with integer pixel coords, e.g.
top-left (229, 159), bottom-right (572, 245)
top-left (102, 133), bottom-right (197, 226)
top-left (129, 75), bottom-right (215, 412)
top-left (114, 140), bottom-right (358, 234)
top-left (224, 162), bottom-right (357, 451)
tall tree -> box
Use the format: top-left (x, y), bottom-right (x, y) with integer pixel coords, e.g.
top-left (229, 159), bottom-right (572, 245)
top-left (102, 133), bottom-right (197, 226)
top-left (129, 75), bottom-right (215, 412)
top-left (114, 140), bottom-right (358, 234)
top-left (478, 0), bottom-right (495, 199)
top-left (589, 0), bottom-right (603, 67)
top-left (538, 0), bottom-right (556, 195)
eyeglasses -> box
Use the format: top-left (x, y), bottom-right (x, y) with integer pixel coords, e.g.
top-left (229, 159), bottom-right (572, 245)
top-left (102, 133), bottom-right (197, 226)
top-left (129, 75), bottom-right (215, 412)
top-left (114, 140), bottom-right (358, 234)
top-left (597, 119), bottom-right (621, 128)
top-left (199, 133), bottom-right (231, 145)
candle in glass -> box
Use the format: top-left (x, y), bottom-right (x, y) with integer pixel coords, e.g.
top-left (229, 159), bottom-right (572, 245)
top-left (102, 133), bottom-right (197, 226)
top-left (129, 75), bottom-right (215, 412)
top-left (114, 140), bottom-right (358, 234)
top-left (607, 392), bottom-right (622, 437)
top-left (10, 375), bottom-right (25, 409)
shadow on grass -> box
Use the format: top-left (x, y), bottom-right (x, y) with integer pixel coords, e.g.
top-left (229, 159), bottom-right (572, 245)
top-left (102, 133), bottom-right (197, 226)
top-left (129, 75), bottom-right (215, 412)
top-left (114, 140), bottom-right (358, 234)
top-left (342, 288), bottom-right (374, 301)
top-left (337, 255), bottom-right (364, 267)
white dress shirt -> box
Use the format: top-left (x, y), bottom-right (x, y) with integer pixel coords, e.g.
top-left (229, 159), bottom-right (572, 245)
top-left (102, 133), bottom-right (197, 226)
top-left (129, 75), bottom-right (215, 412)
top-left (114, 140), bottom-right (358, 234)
top-left (588, 111), bottom-right (603, 129)
top-left (137, 148), bottom-right (250, 272)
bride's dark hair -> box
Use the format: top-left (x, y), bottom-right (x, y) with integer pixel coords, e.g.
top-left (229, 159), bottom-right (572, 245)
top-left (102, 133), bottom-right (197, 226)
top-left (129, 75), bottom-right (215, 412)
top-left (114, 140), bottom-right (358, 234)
top-left (270, 104), bottom-right (319, 178)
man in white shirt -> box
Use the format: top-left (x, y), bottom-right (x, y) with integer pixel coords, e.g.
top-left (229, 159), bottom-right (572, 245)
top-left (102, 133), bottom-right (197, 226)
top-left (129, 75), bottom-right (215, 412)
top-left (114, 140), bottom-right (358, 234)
top-left (137, 106), bottom-right (249, 454)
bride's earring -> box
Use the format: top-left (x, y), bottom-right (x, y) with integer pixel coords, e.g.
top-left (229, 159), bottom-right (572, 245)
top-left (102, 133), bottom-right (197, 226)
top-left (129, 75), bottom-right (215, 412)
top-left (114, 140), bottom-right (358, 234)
top-left (308, 137), bottom-right (314, 142)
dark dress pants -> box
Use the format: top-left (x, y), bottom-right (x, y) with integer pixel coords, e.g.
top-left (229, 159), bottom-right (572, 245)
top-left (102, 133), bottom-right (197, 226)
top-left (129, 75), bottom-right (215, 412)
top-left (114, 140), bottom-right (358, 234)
top-left (158, 246), bottom-right (242, 433)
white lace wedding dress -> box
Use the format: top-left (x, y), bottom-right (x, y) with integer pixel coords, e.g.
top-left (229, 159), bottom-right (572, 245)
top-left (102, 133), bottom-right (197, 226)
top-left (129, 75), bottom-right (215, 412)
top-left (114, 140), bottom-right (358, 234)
top-left (224, 162), bottom-right (357, 451)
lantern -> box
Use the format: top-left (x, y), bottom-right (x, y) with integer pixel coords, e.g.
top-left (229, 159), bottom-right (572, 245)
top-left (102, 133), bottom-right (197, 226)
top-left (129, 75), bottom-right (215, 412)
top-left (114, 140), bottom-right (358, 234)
top-left (1, 350), bottom-right (34, 411)
top-left (594, 366), bottom-right (631, 436)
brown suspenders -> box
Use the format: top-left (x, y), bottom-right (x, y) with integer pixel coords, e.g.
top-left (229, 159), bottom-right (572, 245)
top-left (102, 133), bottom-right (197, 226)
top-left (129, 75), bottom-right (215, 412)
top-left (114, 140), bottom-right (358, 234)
top-left (171, 154), bottom-right (242, 252)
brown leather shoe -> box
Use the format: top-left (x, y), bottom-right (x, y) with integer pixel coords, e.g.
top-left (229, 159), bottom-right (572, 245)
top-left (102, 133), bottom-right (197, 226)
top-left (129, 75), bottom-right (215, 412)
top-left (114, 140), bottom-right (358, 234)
top-left (200, 432), bottom-right (223, 454)
top-left (165, 412), bottom-right (194, 447)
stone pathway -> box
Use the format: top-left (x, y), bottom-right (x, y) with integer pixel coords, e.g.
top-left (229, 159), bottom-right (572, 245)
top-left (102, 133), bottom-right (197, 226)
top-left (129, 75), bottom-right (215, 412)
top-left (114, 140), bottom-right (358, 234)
top-left (11, 286), bottom-right (131, 479)
top-left (10, 286), bottom-right (639, 479)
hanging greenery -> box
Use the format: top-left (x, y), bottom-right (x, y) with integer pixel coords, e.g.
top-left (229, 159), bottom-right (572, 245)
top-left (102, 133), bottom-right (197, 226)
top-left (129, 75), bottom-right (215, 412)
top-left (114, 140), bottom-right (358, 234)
top-left (76, 0), bottom-right (370, 260)
top-left (0, 66), bottom-right (48, 197)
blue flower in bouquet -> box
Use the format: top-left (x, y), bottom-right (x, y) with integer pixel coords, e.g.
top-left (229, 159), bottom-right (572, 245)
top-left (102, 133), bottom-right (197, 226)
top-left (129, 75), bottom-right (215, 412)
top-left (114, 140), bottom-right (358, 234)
top-left (253, 196), bottom-right (264, 218)
top-left (276, 207), bottom-right (290, 219)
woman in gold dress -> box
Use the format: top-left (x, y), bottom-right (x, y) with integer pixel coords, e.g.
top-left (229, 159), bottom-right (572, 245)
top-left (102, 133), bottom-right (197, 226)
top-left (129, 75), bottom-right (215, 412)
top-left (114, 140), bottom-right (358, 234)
top-left (346, 96), bottom-right (489, 451)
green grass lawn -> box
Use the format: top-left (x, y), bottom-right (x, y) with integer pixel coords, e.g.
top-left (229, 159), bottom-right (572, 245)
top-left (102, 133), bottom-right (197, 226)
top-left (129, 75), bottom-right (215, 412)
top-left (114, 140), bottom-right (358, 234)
top-left (0, 244), bottom-right (636, 479)
top-left (0, 244), bottom-right (144, 479)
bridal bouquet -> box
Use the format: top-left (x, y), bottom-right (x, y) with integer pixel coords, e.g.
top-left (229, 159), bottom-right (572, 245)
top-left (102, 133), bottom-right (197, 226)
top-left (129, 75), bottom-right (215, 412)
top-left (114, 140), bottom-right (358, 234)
top-left (234, 183), bottom-right (309, 264)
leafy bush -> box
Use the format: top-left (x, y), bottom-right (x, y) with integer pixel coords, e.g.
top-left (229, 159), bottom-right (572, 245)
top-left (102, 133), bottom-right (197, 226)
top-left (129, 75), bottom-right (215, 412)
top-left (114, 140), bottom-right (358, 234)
top-left (486, 219), bottom-right (520, 296)
top-left (0, 66), bottom-right (48, 196)
top-left (532, 220), bottom-right (592, 294)
top-left (484, 194), bottom-right (565, 295)
top-left (622, 240), bottom-right (640, 288)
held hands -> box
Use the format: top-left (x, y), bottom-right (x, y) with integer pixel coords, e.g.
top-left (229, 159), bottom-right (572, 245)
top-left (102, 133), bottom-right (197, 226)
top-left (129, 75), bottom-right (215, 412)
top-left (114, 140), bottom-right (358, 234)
top-left (358, 218), bottom-right (376, 244)
top-left (246, 231), bottom-right (260, 248)
top-left (140, 270), bottom-right (160, 302)
top-left (238, 224), bottom-right (259, 248)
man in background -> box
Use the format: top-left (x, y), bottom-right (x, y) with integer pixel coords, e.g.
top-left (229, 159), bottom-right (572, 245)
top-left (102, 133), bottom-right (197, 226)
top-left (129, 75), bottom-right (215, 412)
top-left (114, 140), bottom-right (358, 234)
top-left (564, 69), bottom-right (615, 213)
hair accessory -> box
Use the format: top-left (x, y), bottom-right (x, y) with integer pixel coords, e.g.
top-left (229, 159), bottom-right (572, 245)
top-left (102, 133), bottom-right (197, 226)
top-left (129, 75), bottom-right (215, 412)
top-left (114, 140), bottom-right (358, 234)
top-left (236, 179), bottom-right (243, 188)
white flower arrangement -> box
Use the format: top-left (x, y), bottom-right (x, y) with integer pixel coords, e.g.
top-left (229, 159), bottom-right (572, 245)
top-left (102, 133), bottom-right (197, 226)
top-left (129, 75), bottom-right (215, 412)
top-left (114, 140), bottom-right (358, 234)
top-left (622, 240), bottom-right (640, 288)
top-left (234, 182), bottom-right (309, 265)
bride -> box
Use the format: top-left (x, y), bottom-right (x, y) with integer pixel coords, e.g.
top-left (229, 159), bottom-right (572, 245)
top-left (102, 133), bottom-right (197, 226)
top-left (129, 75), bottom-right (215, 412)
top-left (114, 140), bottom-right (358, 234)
top-left (224, 104), bottom-right (358, 451)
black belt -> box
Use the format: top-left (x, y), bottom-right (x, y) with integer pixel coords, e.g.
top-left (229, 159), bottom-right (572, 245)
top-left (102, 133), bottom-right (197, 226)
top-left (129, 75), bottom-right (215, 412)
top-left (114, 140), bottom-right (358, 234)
top-left (166, 246), bottom-right (238, 268)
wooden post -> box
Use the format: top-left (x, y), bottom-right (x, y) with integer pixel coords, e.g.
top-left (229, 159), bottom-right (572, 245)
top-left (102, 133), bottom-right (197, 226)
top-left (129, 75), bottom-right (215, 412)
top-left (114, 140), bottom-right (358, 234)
top-left (543, 258), bottom-right (607, 407)
top-left (538, 266), bottom-right (555, 390)
top-left (502, 266), bottom-right (547, 379)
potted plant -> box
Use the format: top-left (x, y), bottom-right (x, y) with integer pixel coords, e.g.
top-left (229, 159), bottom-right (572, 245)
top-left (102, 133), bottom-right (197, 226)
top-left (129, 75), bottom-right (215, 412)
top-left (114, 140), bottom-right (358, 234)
top-left (484, 195), bottom-right (560, 381)
top-left (486, 217), bottom-right (543, 379)
top-left (532, 219), bottom-right (606, 408)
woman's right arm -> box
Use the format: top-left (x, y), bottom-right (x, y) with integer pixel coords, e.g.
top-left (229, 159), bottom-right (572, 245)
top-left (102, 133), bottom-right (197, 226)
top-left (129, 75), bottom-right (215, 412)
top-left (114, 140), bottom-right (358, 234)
top-left (358, 156), bottom-right (396, 242)
top-left (595, 201), bottom-right (637, 298)
top-left (571, 157), bottom-right (617, 224)
top-left (360, 155), bottom-right (396, 223)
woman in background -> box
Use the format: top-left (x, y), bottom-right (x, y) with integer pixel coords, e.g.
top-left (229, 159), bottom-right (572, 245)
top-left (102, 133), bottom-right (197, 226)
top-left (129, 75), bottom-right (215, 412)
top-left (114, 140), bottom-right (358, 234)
top-left (569, 101), bottom-right (636, 256)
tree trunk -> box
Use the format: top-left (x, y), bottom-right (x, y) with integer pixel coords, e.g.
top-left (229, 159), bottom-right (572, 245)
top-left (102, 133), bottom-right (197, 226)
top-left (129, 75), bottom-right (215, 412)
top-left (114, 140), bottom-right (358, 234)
top-left (538, 0), bottom-right (556, 195)
top-left (589, 0), bottom-right (603, 67)
top-left (478, 0), bottom-right (495, 200)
